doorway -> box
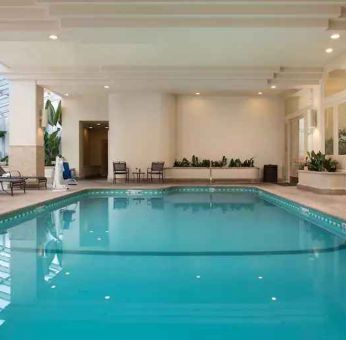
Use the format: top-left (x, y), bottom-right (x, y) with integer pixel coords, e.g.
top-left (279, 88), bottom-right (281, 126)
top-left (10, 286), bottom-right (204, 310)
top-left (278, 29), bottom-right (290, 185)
top-left (80, 121), bottom-right (109, 179)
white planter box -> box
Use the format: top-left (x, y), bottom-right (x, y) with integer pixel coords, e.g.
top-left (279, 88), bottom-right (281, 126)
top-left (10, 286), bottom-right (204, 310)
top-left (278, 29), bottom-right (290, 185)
top-left (212, 167), bottom-right (259, 181)
top-left (165, 167), bottom-right (211, 180)
top-left (165, 167), bottom-right (260, 182)
top-left (298, 170), bottom-right (346, 194)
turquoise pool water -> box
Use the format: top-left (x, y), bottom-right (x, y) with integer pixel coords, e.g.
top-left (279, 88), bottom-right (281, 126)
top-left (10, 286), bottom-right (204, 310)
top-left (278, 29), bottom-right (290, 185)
top-left (0, 188), bottom-right (346, 340)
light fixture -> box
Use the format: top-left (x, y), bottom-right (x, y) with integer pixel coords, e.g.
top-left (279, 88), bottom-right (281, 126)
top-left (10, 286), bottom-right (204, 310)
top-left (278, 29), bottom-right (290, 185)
top-left (104, 296), bottom-right (111, 300)
top-left (331, 33), bottom-right (340, 40)
top-left (105, 126), bottom-right (109, 129)
top-left (326, 48), bottom-right (334, 54)
top-left (97, 123), bottom-right (101, 126)
top-left (258, 276), bottom-right (263, 280)
top-left (196, 275), bottom-right (201, 279)
top-left (88, 126), bottom-right (93, 129)
top-left (271, 297), bottom-right (277, 301)
top-left (51, 285), bottom-right (56, 289)
top-left (104, 85), bottom-right (110, 89)
top-left (64, 93), bottom-right (69, 97)
top-left (49, 34), bottom-right (58, 40)
top-left (195, 92), bottom-right (200, 95)
top-left (271, 85), bottom-right (277, 89)
top-left (65, 272), bottom-right (70, 276)
top-left (258, 91), bottom-right (263, 95)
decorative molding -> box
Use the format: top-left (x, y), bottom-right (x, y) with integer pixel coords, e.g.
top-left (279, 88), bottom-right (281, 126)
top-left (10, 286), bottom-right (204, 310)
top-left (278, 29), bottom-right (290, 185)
top-left (2, 66), bottom-right (323, 91)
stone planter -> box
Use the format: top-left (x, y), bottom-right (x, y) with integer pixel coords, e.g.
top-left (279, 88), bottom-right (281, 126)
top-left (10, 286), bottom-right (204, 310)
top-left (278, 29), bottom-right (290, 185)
top-left (165, 167), bottom-right (211, 181)
top-left (298, 170), bottom-right (346, 194)
top-left (165, 167), bottom-right (260, 182)
top-left (212, 167), bottom-right (259, 182)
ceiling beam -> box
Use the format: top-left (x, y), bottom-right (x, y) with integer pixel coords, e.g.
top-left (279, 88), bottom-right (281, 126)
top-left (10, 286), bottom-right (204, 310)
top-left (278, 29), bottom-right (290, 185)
top-left (61, 17), bottom-right (329, 28)
top-left (0, 0), bottom-right (36, 5)
top-left (0, 7), bottom-right (48, 20)
top-left (38, 0), bottom-right (346, 4)
top-left (328, 18), bottom-right (346, 30)
top-left (0, 20), bottom-right (59, 31)
top-left (48, 3), bottom-right (342, 17)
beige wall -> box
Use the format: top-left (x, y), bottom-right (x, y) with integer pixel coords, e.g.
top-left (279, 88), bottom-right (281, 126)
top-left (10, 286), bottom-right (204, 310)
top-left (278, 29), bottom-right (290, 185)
top-left (61, 92), bottom-right (285, 180)
top-left (108, 92), bottom-right (176, 179)
top-left (61, 95), bottom-right (108, 176)
top-left (176, 95), bottom-right (285, 177)
top-left (9, 80), bottom-right (44, 176)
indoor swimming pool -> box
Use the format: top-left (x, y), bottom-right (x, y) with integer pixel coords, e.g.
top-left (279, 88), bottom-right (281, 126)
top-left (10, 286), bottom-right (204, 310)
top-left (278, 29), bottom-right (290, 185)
top-left (0, 187), bottom-right (345, 340)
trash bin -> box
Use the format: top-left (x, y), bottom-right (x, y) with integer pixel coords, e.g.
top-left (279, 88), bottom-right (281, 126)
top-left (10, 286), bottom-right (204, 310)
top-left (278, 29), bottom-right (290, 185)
top-left (263, 164), bottom-right (278, 183)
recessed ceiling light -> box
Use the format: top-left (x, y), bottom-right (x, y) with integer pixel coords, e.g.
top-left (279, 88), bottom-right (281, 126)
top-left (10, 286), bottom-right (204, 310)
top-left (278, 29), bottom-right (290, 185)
top-left (105, 126), bottom-right (109, 129)
top-left (326, 48), bottom-right (334, 54)
top-left (64, 93), bottom-right (69, 97)
top-left (195, 92), bottom-right (200, 95)
top-left (271, 85), bottom-right (277, 89)
top-left (271, 297), bottom-right (277, 301)
top-left (258, 92), bottom-right (263, 95)
top-left (331, 33), bottom-right (340, 40)
top-left (88, 126), bottom-right (93, 129)
top-left (49, 34), bottom-right (58, 40)
top-left (97, 123), bottom-right (101, 126)
top-left (104, 85), bottom-right (110, 89)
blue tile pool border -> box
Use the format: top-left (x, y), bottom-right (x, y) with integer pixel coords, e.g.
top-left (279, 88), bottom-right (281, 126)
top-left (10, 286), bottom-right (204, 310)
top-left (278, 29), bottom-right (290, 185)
top-left (0, 186), bottom-right (345, 238)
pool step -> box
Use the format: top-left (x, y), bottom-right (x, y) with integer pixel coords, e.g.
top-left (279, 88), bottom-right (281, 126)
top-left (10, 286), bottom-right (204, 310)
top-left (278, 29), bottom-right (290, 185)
top-left (0, 264), bottom-right (9, 275)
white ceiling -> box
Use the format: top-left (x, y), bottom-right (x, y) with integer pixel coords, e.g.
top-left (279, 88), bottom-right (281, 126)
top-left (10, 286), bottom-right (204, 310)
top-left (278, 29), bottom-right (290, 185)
top-left (0, 0), bottom-right (346, 96)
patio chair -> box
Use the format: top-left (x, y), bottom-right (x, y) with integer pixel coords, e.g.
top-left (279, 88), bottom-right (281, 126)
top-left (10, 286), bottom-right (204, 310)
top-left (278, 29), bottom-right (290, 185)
top-left (0, 177), bottom-right (26, 196)
top-left (113, 161), bottom-right (129, 183)
top-left (0, 166), bottom-right (47, 190)
top-left (147, 162), bottom-right (165, 182)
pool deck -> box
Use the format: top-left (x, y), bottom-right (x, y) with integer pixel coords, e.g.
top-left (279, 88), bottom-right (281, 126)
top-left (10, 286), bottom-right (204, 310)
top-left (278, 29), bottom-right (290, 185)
top-left (1, 180), bottom-right (346, 221)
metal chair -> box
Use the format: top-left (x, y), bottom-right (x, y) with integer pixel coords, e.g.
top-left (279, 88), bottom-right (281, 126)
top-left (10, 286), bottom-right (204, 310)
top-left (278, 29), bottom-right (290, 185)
top-left (113, 161), bottom-right (129, 183)
top-left (147, 162), bottom-right (165, 182)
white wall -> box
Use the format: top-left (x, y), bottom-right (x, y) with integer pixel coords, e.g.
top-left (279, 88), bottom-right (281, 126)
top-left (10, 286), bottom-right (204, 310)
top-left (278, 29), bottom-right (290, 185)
top-left (108, 92), bottom-right (176, 179)
top-left (176, 95), bottom-right (285, 177)
top-left (61, 92), bottom-right (285, 180)
top-left (61, 95), bottom-right (108, 175)
top-left (9, 80), bottom-right (43, 147)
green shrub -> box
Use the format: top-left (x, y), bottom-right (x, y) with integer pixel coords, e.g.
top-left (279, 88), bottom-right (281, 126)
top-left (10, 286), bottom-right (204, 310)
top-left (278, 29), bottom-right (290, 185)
top-left (306, 151), bottom-right (337, 172)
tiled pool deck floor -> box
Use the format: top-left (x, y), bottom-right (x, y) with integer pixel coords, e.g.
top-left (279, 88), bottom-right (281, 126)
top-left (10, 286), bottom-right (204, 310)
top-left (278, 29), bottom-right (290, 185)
top-left (1, 180), bottom-right (346, 221)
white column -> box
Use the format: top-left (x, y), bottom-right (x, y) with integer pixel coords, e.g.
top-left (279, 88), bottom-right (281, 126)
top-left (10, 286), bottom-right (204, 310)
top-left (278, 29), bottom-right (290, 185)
top-left (9, 80), bottom-right (44, 176)
top-left (108, 92), bottom-right (176, 181)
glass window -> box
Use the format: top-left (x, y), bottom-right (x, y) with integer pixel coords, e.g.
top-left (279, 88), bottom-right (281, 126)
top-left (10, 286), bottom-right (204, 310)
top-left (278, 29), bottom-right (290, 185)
top-left (338, 102), bottom-right (346, 155)
top-left (325, 107), bottom-right (334, 155)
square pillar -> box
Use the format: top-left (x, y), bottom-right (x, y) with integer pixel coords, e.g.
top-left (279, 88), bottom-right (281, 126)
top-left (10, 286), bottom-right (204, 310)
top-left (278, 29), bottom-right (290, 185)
top-left (9, 80), bottom-right (44, 177)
